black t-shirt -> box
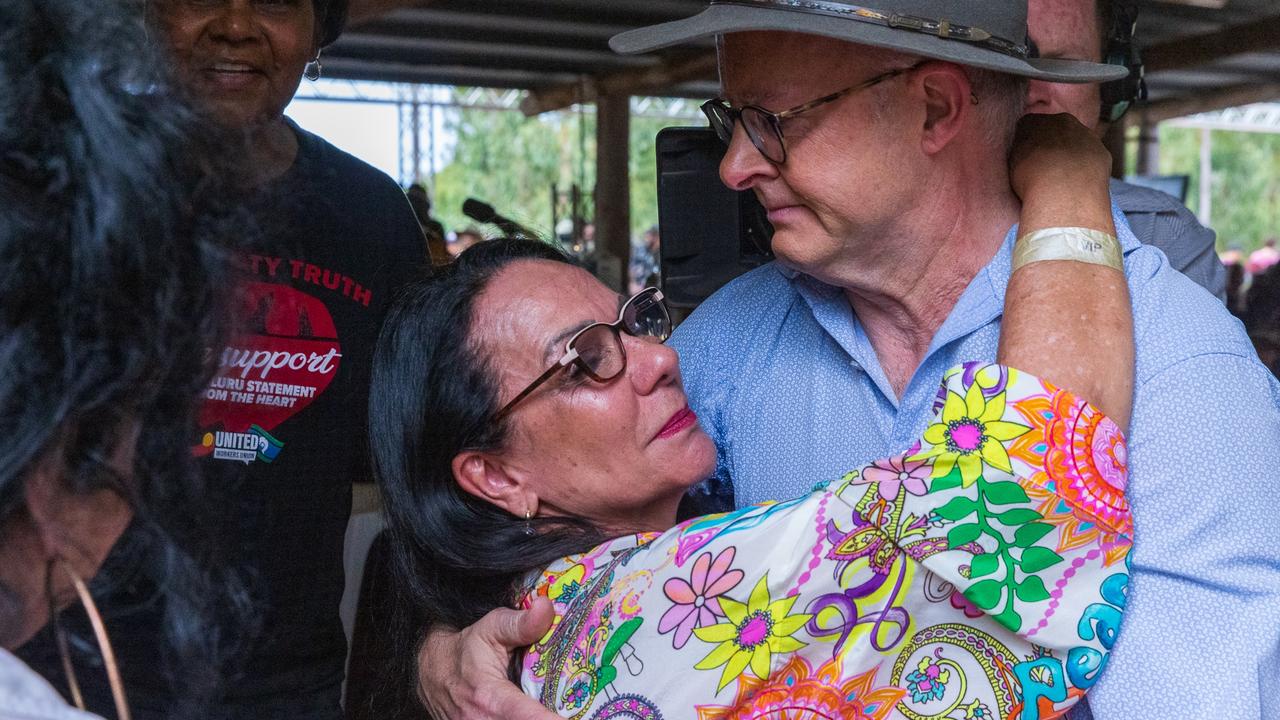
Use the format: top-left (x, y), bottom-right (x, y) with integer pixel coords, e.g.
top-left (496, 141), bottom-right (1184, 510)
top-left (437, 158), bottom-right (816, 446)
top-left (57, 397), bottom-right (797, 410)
top-left (20, 122), bottom-right (426, 719)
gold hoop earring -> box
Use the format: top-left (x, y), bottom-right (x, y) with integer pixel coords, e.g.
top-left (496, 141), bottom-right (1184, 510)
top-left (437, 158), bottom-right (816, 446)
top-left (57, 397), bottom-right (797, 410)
top-left (46, 557), bottom-right (132, 720)
top-left (304, 53), bottom-right (322, 82)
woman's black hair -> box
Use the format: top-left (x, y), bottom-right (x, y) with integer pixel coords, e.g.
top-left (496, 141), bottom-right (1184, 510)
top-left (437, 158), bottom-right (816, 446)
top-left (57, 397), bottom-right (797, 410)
top-left (0, 0), bottom-right (248, 706)
top-left (314, 0), bottom-right (349, 47)
top-left (369, 238), bottom-right (607, 700)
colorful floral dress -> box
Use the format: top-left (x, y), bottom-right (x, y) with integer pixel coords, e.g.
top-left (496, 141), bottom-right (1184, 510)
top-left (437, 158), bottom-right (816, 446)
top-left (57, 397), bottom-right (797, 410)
top-left (520, 364), bottom-right (1132, 720)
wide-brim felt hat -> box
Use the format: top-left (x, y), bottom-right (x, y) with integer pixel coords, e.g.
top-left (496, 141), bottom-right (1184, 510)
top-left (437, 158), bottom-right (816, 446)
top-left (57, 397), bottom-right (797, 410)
top-left (611, 0), bottom-right (1129, 84)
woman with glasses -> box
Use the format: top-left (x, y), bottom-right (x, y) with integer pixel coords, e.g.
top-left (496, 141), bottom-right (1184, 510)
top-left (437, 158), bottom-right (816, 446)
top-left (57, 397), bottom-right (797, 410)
top-left (373, 116), bottom-right (1134, 718)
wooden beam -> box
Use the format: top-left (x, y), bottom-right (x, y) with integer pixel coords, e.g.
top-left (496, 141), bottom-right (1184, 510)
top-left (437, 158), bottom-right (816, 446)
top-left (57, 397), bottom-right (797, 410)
top-left (1141, 83), bottom-right (1280, 123)
top-left (1142, 14), bottom-right (1280, 74)
top-left (520, 51), bottom-right (716, 116)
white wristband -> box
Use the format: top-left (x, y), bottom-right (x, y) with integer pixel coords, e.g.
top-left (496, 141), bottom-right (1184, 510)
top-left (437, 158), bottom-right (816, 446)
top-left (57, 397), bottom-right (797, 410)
top-left (1013, 227), bottom-right (1122, 272)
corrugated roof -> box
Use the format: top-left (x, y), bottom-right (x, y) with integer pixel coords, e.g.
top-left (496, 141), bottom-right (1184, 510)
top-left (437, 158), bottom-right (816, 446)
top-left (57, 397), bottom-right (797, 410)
top-left (329, 0), bottom-right (1280, 118)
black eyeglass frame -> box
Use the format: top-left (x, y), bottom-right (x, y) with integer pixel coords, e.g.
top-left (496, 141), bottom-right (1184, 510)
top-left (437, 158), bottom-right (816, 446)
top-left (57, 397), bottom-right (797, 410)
top-left (701, 62), bottom-right (924, 164)
top-left (492, 287), bottom-right (671, 422)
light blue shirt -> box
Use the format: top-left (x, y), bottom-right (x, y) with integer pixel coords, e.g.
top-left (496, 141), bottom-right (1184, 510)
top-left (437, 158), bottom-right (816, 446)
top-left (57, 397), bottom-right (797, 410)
top-left (670, 210), bottom-right (1280, 719)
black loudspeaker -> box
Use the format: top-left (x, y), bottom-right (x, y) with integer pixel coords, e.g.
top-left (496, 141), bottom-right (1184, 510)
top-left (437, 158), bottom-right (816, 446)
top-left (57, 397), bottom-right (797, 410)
top-left (655, 126), bottom-right (773, 309)
top-left (1099, 2), bottom-right (1147, 124)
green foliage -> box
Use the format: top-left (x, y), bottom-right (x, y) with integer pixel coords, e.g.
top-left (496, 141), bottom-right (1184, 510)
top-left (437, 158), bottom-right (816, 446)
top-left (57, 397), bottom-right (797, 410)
top-left (1012, 521), bottom-right (1055, 548)
top-left (947, 522), bottom-right (982, 548)
top-left (965, 579), bottom-right (1004, 611)
top-left (432, 98), bottom-right (593, 238)
top-left (969, 553), bottom-right (1000, 579)
top-left (933, 495), bottom-right (977, 521)
top-left (1156, 125), bottom-right (1280, 253)
top-left (1015, 575), bottom-right (1050, 603)
top-left (995, 508), bottom-right (1042, 525)
top-left (429, 93), bottom-right (696, 244)
top-left (1019, 546), bottom-right (1064, 573)
top-left (983, 480), bottom-right (1030, 505)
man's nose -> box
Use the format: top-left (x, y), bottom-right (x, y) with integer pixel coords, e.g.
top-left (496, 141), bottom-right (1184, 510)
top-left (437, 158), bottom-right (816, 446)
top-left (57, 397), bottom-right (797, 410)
top-left (1024, 80), bottom-right (1054, 114)
top-left (719, 123), bottom-right (777, 192)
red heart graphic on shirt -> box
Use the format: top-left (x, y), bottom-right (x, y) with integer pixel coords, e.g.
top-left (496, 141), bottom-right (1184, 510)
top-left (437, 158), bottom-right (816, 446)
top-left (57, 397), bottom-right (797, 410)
top-left (194, 281), bottom-right (341, 459)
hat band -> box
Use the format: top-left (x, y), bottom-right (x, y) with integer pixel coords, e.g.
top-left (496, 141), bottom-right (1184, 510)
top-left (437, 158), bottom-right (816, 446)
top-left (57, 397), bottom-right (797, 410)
top-left (709, 0), bottom-right (1030, 60)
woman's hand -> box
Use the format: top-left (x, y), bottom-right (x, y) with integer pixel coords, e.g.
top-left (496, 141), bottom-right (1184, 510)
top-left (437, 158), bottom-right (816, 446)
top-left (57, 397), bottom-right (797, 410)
top-left (1010, 113), bottom-right (1114, 237)
top-left (1000, 113), bottom-right (1132, 430)
top-left (417, 599), bottom-right (560, 720)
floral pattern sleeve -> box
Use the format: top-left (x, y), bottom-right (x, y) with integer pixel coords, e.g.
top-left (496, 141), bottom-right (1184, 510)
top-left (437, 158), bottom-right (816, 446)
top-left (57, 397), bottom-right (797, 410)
top-left (520, 363), bottom-right (1133, 720)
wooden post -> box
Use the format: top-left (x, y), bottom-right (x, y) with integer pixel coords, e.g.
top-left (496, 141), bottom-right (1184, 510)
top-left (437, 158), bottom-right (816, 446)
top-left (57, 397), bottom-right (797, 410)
top-left (1135, 113), bottom-right (1160, 176)
top-left (594, 93), bottom-right (630, 292)
top-left (1199, 127), bottom-right (1213, 225)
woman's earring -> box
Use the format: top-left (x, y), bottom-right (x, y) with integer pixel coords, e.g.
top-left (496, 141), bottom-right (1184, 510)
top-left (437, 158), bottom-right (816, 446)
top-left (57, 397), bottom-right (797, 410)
top-left (46, 557), bottom-right (132, 720)
top-left (524, 509), bottom-right (534, 537)
top-left (304, 52), bottom-right (323, 82)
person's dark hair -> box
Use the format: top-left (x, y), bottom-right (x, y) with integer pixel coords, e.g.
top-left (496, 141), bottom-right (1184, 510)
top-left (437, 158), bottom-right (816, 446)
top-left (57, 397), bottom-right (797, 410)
top-left (0, 0), bottom-right (248, 706)
top-left (1245, 263), bottom-right (1280, 335)
top-left (368, 238), bottom-right (607, 709)
top-left (371, 238), bottom-right (607, 630)
top-left (314, 0), bottom-right (349, 47)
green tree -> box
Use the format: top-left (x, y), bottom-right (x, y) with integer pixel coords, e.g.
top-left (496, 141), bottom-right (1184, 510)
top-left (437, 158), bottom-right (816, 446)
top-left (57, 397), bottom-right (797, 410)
top-left (432, 93), bottom-right (596, 238)
top-left (1157, 124), bottom-right (1280, 253)
top-left (429, 91), bottom-right (699, 246)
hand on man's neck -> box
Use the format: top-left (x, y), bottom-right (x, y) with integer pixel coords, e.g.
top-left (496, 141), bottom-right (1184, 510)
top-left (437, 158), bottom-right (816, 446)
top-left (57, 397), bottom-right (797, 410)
top-left (839, 164), bottom-right (1021, 398)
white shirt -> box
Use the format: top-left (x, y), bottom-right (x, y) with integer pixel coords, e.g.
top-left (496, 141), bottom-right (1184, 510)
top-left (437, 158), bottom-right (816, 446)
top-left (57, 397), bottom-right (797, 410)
top-left (0, 649), bottom-right (104, 720)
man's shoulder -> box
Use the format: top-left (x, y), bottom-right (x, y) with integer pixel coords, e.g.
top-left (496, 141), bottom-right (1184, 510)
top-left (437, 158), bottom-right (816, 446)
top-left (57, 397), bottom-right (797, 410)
top-left (1128, 248), bottom-right (1256, 379)
top-left (1111, 178), bottom-right (1196, 217)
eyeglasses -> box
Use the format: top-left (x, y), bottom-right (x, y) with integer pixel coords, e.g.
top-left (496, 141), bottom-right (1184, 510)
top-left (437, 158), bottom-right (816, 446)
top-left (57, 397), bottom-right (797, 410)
top-left (701, 62), bottom-right (923, 164)
top-left (492, 287), bottom-right (672, 421)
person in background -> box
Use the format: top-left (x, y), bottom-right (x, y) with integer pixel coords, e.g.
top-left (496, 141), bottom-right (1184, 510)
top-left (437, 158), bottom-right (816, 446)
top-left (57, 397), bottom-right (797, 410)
top-left (17, 1), bottom-right (425, 719)
top-left (1247, 237), bottom-right (1280, 277)
top-left (628, 225), bottom-right (661, 294)
top-left (407, 183), bottom-right (450, 264)
top-left (1245, 264), bottom-right (1280, 377)
top-left (1, 0), bottom-right (246, 717)
top-left (1225, 260), bottom-right (1248, 317)
top-left (450, 227), bottom-right (485, 258)
top-left (1024, 0), bottom-right (1227, 301)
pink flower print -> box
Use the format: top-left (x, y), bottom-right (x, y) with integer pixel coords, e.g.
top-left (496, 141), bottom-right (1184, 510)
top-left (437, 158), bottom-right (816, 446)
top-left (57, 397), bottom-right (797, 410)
top-left (861, 453), bottom-right (931, 501)
top-left (949, 589), bottom-right (984, 619)
top-left (658, 547), bottom-right (744, 649)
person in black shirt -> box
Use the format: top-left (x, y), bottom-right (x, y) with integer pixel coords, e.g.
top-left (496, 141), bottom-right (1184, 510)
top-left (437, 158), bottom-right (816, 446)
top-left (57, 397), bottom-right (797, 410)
top-left (18, 1), bottom-right (426, 718)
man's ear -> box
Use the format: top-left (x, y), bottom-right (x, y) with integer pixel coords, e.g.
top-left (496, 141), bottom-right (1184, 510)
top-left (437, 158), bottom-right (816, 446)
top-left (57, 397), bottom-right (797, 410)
top-left (915, 62), bottom-right (972, 156)
top-left (451, 451), bottom-right (534, 518)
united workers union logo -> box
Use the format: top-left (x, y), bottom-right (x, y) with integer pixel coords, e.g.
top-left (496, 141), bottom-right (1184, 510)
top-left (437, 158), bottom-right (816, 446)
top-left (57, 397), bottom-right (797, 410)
top-left (201, 424), bottom-right (284, 465)
top-left (194, 281), bottom-right (343, 464)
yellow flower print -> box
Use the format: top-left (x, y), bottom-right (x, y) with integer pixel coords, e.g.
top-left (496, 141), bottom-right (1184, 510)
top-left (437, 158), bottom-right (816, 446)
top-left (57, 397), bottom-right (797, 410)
top-left (692, 574), bottom-right (812, 691)
top-left (912, 379), bottom-right (1029, 487)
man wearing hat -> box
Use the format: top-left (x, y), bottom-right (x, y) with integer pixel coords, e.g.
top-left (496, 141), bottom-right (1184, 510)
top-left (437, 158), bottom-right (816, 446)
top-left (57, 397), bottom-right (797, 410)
top-left (1024, 0), bottom-right (1226, 301)
top-left (418, 2), bottom-right (1280, 719)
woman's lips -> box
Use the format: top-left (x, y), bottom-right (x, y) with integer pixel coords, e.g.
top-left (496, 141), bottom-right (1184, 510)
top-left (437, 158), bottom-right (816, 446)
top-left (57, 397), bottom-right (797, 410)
top-left (200, 65), bottom-right (265, 91)
top-left (655, 407), bottom-right (697, 440)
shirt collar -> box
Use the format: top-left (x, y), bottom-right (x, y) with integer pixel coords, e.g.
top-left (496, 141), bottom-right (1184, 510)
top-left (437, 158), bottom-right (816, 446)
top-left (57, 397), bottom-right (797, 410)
top-left (782, 204), bottom-right (1141, 389)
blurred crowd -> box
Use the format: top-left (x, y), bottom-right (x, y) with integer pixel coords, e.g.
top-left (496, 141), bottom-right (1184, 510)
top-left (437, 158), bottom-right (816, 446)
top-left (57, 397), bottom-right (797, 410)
top-left (1222, 239), bottom-right (1280, 376)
